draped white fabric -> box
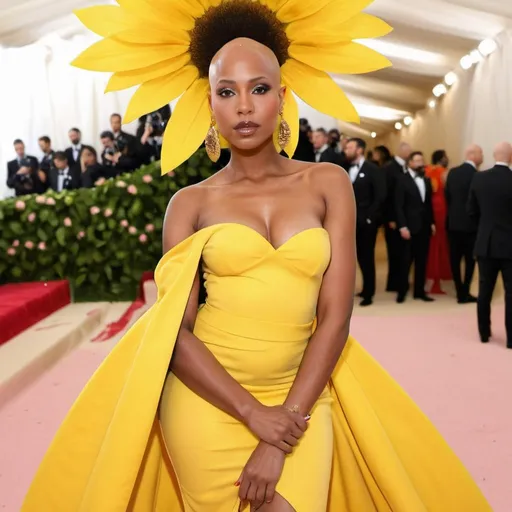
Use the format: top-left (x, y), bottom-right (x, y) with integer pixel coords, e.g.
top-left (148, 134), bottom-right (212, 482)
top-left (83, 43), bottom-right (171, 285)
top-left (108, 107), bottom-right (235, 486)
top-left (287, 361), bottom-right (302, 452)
top-left (376, 29), bottom-right (512, 168)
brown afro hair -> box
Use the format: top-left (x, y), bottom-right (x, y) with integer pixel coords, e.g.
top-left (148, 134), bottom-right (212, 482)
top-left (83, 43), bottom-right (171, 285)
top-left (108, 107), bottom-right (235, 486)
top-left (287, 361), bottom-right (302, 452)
top-left (189, 0), bottom-right (290, 78)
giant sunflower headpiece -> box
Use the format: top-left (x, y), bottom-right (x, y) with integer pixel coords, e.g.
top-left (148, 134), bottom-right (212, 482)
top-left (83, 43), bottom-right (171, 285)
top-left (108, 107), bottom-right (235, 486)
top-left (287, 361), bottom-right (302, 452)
top-left (72, 0), bottom-right (392, 173)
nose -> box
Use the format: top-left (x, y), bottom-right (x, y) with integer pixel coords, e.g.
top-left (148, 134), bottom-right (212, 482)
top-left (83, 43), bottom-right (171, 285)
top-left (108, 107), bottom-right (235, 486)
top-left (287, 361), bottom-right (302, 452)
top-left (237, 90), bottom-right (254, 116)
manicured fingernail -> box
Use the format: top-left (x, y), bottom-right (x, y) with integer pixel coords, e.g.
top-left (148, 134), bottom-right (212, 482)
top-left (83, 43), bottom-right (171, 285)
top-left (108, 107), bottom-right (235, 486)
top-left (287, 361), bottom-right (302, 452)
top-left (234, 481), bottom-right (240, 487)
top-left (305, 414), bottom-right (311, 421)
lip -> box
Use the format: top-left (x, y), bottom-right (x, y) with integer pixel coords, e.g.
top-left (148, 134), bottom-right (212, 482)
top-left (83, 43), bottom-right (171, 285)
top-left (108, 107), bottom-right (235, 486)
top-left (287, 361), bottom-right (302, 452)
top-left (234, 121), bottom-right (260, 136)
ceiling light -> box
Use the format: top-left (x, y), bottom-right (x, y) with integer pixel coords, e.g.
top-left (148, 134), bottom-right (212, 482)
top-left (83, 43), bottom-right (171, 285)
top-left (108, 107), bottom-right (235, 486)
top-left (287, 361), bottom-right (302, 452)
top-left (428, 99), bottom-right (436, 109)
top-left (444, 72), bottom-right (457, 86)
top-left (353, 102), bottom-right (407, 122)
top-left (433, 83), bottom-right (447, 97)
top-left (460, 55), bottom-right (473, 70)
top-left (404, 116), bottom-right (413, 126)
top-left (371, 132), bottom-right (377, 139)
top-left (356, 39), bottom-right (445, 65)
top-left (470, 50), bottom-right (483, 64)
top-left (395, 122), bottom-right (403, 130)
top-left (479, 39), bottom-right (497, 56)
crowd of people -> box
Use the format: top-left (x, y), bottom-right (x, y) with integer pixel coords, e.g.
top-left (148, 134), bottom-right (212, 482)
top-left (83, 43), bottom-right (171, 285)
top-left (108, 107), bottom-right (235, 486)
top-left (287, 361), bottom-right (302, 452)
top-left (6, 107), bottom-right (171, 196)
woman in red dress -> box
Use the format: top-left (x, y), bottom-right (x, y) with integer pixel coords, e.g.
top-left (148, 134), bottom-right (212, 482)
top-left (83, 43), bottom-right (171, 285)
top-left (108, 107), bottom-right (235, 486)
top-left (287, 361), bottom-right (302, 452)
top-left (425, 150), bottom-right (452, 293)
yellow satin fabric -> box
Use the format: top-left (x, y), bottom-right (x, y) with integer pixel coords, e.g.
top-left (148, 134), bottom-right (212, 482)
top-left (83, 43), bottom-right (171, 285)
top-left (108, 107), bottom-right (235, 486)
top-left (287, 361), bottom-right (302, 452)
top-left (22, 224), bottom-right (491, 512)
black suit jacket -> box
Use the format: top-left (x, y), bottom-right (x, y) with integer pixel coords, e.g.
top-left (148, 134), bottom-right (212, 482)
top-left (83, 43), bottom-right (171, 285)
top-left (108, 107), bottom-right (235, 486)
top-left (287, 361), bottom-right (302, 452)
top-left (383, 158), bottom-right (405, 223)
top-left (445, 162), bottom-right (477, 233)
top-left (467, 164), bottom-right (512, 259)
top-left (349, 160), bottom-right (387, 226)
top-left (6, 156), bottom-right (40, 196)
top-left (395, 172), bottom-right (434, 235)
top-left (80, 163), bottom-right (107, 188)
top-left (317, 147), bottom-right (343, 166)
top-left (48, 165), bottom-right (82, 192)
top-left (65, 145), bottom-right (85, 167)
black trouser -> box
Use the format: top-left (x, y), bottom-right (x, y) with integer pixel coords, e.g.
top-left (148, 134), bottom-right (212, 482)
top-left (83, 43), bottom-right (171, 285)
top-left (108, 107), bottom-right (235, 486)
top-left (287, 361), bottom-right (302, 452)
top-left (448, 231), bottom-right (476, 300)
top-left (477, 257), bottom-right (512, 345)
top-left (384, 224), bottom-right (401, 292)
top-left (356, 223), bottom-right (378, 300)
top-left (398, 227), bottom-right (431, 298)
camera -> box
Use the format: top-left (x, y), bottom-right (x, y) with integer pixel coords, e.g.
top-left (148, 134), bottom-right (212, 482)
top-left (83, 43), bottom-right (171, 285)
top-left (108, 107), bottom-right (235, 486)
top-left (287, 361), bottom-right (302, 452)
top-left (146, 112), bottom-right (166, 136)
top-left (115, 136), bottom-right (128, 153)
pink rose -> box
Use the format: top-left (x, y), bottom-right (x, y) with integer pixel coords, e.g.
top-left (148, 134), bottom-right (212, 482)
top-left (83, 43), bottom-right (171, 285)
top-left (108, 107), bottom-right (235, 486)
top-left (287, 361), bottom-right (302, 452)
top-left (90, 206), bottom-right (100, 215)
top-left (7, 248), bottom-right (16, 256)
top-left (25, 241), bottom-right (34, 250)
top-left (142, 175), bottom-right (153, 183)
top-left (36, 195), bottom-right (46, 204)
top-left (28, 212), bottom-right (37, 222)
top-left (120, 220), bottom-right (129, 228)
top-left (139, 234), bottom-right (148, 243)
top-left (167, 171), bottom-right (175, 177)
top-left (116, 180), bottom-right (127, 188)
top-left (127, 185), bottom-right (138, 195)
top-left (104, 208), bottom-right (113, 218)
top-left (77, 231), bottom-right (85, 240)
top-left (46, 197), bottom-right (56, 206)
top-left (128, 226), bottom-right (137, 235)
top-left (38, 242), bottom-right (47, 251)
top-left (15, 200), bottom-right (26, 210)
top-left (64, 217), bottom-right (72, 227)
top-left (12, 240), bottom-right (20, 247)
top-left (145, 224), bottom-right (155, 233)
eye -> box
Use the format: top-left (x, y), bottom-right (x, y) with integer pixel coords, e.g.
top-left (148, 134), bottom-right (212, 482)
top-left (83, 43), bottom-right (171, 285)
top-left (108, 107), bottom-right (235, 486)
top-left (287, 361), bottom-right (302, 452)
top-left (217, 88), bottom-right (235, 98)
top-left (253, 84), bottom-right (270, 94)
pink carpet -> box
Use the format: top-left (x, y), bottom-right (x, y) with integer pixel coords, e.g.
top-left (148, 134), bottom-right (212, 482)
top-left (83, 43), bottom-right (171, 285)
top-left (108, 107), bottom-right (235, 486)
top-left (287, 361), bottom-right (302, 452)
top-left (1, 306), bottom-right (510, 511)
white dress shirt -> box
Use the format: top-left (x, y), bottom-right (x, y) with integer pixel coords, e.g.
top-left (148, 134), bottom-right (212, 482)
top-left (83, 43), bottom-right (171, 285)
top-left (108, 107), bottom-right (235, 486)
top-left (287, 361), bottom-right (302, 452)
top-left (465, 160), bottom-right (477, 169)
top-left (349, 157), bottom-right (365, 183)
top-left (495, 161), bottom-right (511, 169)
top-left (408, 168), bottom-right (426, 202)
top-left (314, 144), bottom-right (329, 163)
top-left (72, 144), bottom-right (82, 162)
top-left (58, 167), bottom-right (69, 192)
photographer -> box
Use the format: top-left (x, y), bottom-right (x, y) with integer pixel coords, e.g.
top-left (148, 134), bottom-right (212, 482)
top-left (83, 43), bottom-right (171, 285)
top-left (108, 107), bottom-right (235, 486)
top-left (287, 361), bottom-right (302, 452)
top-left (48, 152), bottom-right (81, 192)
top-left (6, 139), bottom-right (43, 196)
top-left (100, 131), bottom-right (138, 177)
top-left (137, 107), bottom-right (170, 165)
top-left (79, 146), bottom-right (106, 188)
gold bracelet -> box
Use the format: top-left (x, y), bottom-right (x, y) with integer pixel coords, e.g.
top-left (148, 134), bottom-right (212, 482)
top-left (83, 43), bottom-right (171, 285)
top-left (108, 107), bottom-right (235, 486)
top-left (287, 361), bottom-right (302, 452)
top-left (284, 404), bottom-right (300, 413)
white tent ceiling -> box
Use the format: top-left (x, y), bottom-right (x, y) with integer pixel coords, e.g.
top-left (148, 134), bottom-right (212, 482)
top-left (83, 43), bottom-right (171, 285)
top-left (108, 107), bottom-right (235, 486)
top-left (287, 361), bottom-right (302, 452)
top-left (1, 0), bottom-right (511, 136)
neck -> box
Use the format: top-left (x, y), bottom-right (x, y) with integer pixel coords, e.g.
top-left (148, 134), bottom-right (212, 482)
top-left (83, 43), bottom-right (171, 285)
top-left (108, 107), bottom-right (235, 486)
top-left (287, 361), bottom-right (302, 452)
top-left (226, 138), bottom-right (284, 182)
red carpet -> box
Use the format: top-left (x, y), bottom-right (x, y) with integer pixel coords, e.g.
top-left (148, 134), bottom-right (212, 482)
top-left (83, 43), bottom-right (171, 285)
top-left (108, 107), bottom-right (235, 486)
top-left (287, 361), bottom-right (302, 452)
top-left (0, 281), bottom-right (70, 346)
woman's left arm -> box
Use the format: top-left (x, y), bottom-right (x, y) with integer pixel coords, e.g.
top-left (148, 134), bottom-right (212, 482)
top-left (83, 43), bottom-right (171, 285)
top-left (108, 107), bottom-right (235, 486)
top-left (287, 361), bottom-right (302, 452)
top-left (284, 164), bottom-right (357, 415)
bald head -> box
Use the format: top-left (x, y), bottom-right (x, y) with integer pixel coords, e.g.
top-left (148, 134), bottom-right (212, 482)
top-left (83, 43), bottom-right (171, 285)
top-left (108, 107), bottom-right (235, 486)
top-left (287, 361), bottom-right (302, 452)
top-left (493, 142), bottom-right (512, 165)
top-left (397, 142), bottom-right (411, 160)
top-left (465, 144), bottom-right (483, 168)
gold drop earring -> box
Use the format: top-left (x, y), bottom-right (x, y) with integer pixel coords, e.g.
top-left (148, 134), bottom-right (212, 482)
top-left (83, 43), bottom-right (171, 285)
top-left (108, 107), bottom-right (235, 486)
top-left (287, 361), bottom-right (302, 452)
top-left (205, 117), bottom-right (221, 162)
top-left (278, 105), bottom-right (291, 151)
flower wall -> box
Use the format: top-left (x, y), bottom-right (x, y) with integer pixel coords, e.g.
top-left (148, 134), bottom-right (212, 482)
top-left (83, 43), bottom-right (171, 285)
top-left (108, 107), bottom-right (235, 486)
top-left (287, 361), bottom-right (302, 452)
top-left (0, 150), bottom-right (214, 301)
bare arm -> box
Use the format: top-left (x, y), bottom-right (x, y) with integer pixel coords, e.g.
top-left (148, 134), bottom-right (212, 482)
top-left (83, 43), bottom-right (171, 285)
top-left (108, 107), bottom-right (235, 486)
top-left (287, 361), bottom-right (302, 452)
top-left (283, 164), bottom-right (356, 414)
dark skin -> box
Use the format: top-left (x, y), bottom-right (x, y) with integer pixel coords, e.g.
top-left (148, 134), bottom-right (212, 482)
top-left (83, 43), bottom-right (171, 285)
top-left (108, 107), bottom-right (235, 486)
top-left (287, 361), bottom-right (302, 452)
top-left (162, 38), bottom-right (356, 512)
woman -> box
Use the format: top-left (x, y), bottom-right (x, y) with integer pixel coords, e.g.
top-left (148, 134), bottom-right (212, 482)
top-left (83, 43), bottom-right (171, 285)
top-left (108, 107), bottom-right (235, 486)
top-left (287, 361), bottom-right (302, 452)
top-left (23, 1), bottom-right (490, 511)
top-left (425, 150), bottom-right (452, 294)
top-left (373, 145), bottom-right (392, 167)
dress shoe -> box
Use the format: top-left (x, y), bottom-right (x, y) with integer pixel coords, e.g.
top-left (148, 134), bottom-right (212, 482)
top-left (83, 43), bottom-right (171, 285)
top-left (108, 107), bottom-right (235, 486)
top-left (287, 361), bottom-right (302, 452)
top-left (414, 295), bottom-right (435, 302)
top-left (396, 295), bottom-right (406, 304)
top-left (458, 295), bottom-right (477, 304)
top-left (480, 335), bottom-right (490, 343)
top-left (359, 298), bottom-right (373, 307)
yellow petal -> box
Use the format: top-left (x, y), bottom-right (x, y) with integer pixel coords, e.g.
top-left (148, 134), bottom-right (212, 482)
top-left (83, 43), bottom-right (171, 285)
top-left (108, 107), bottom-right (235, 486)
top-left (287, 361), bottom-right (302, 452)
top-left (277, 0), bottom-right (335, 23)
top-left (114, 26), bottom-right (190, 45)
top-left (124, 66), bottom-right (198, 124)
top-left (282, 87), bottom-right (299, 158)
top-left (281, 59), bottom-right (359, 123)
top-left (161, 78), bottom-right (211, 172)
top-left (106, 54), bottom-right (191, 92)
top-left (287, 12), bottom-right (392, 45)
top-left (74, 6), bottom-right (135, 38)
top-left (71, 37), bottom-right (188, 72)
top-left (116, 0), bottom-right (192, 30)
top-left (289, 41), bottom-right (391, 74)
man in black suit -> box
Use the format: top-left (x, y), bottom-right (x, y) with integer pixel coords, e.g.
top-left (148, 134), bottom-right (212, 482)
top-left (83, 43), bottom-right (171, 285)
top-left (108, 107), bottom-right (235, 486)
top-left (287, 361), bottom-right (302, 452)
top-left (48, 152), bottom-right (81, 192)
top-left (467, 142), bottom-right (512, 349)
top-left (65, 128), bottom-right (85, 166)
top-left (6, 139), bottom-right (41, 196)
top-left (383, 142), bottom-right (411, 292)
top-left (445, 144), bottom-right (483, 303)
top-left (110, 113), bottom-right (139, 162)
top-left (312, 128), bottom-right (342, 165)
top-left (345, 137), bottom-right (387, 306)
top-left (395, 151), bottom-right (435, 303)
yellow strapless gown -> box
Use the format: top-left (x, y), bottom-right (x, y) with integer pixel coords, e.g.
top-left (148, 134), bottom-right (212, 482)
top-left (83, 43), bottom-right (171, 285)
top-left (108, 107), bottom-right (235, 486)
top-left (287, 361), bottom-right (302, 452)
top-left (22, 224), bottom-right (490, 512)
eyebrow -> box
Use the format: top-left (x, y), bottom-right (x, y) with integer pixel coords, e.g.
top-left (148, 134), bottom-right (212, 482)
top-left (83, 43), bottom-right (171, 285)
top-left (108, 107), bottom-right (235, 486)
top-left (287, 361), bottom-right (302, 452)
top-left (217, 76), bottom-right (268, 85)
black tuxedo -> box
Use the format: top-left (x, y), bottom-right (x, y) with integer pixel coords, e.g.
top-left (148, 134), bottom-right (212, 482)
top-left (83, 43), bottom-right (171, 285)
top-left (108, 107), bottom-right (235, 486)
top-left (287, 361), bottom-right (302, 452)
top-left (468, 164), bottom-right (512, 346)
top-left (395, 171), bottom-right (434, 299)
top-left (6, 156), bottom-right (41, 196)
top-left (382, 158), bottom-right (407, 291)
top-left (316, 146), bottom-right (343, 166)
top-left (65, 145), bottom-right (84, 167)
top-left (115, 131), bottom-right (140, 162)
top-left (445, 162), bottom-right (478, 300)
top-left (48, 165), bottom-right (82, 192)
top-left (348, 160), bottom-right (387, 301)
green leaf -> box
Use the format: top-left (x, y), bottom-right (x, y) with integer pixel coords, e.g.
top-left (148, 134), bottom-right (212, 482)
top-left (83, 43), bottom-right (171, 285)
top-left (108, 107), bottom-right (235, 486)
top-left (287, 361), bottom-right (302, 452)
top-left (59, 253), bottom-right (67, 265)
top-left (90, 272), bottom-right (100, 284)
top-left (56, 227), bottom-right (66, 246)
top-left (104, 265), bottom-right (113, 281)
top-left (75, 274), bottom-right (87, 287)
top-left (11, 267), bottom-right (22, 278)
top-left (93, 251), bottom-right (103, 263)
top-left (39, 209), bottom-right (50, 222)
top-left (10, 222), bottom-right (23, 235)
top-left (107, 219), bottom-right (116, 230)
top-left (37, 228), bottom-right (48, 242)
top-left (129, 199), bottom-right (143, 217)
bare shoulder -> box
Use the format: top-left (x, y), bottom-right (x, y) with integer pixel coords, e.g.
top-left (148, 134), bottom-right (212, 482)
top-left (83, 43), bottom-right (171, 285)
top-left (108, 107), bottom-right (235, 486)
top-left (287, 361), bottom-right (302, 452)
top-left (305, 162), bottom-right (353, 201)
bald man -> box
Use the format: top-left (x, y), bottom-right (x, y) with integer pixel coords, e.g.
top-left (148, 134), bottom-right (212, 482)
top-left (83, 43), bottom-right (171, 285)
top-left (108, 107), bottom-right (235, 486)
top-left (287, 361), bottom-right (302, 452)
top-left (467, 142), bottom-right (512, 349)
top-left (445, 144), bottom-right (483, 303)
top-left (383, 142), bottom-right (412, 292)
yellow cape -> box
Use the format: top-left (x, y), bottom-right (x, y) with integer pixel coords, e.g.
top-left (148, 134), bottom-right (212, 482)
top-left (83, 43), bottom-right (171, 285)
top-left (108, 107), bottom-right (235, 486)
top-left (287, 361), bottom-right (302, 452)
top-left (22, 225), bottom-right (490, 511)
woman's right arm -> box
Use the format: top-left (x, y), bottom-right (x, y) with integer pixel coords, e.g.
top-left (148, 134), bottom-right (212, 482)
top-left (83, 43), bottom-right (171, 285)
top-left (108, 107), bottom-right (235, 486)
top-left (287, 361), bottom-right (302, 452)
top-left (163, 187), bottom-right (307, 451)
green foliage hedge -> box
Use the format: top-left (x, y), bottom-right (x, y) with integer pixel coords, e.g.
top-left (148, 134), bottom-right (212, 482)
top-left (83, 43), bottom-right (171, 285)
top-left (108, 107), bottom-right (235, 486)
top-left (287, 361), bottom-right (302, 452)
top-left (0, 150), bottom-right (215, 301)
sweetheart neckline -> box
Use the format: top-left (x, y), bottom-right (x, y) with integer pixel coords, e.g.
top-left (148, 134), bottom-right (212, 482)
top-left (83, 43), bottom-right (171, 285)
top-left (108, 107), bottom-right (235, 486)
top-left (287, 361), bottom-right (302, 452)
top-left (199, 222), bottom-right (328, 251)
